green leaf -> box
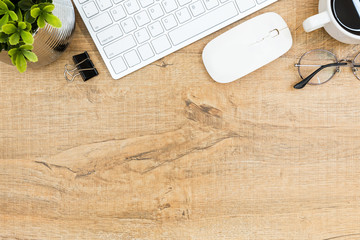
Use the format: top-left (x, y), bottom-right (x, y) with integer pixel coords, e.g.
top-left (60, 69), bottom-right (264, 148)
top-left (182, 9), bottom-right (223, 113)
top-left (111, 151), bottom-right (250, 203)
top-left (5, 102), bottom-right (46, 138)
top-left (20, 30), bottom-right (33, 44)
top-left (30, 7), bottom-right (40, 18)
top-left (0, 14), bottom-right (9, 28)
top-left (9, 32), bottom-right (20, 45)
top-left (16, 8), bottom-right (23, 21)
top-left (16, 52), bottom-right (27, 73)
top-left (2, 23), bottom-right (17, 34)
top-left (24, 11), bottom-right (35, 24)
top-left (37, 15), bottom-right (45, 28)
top-left (30, 4), bottom-right (38, 10)
top-left (19, 0), bottom-right (35, 11)
top-left (22, 50), bottom-right (37, 62)
top-left (44, 13), bottom-right (61, 28)
top-left (19, 44), bottom-right (33, 50)
top-left (8, 48), bottom-right (18, 57)
top-left (25, 22), bottom-right (31, 31)
top-left (0, 32), bottom-right (7, 43)
top-left (8, 48), bottom-right (18, 65)
top-left (43, 4), bottom-right (54, 12)
top-left (18, 21), bottom-right (27, 29)
top-left (8, 11), bottom-right (18, 21)
top-left (3, 0), bottom-right (15, 10)
top-left (10, 52), bottom-right (17, 65)
top-left (0, 1), bottom-right (9, 11)
top-left (37, 0), bottom-right (53, 3)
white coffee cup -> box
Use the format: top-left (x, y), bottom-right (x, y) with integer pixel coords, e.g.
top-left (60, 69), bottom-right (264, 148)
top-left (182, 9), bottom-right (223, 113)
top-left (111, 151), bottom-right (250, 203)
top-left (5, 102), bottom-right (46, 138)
top-left (303, 0), bottom-right (360, 44)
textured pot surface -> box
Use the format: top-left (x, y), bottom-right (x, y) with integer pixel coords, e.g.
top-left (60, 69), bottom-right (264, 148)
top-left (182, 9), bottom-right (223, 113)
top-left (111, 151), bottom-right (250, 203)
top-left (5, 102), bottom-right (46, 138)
top-left (0, 0), bottom-right (76, 68)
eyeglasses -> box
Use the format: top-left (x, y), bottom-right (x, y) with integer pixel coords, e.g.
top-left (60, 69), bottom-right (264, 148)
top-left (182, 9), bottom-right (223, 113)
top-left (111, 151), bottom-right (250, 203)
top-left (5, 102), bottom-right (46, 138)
top-left (294, 49), bottom-right (360, 89)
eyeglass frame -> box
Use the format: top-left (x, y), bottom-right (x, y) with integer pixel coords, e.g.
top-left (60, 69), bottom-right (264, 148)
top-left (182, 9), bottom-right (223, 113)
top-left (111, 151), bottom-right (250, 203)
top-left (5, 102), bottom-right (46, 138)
top-left (294, 49), bottom-right (360, 89)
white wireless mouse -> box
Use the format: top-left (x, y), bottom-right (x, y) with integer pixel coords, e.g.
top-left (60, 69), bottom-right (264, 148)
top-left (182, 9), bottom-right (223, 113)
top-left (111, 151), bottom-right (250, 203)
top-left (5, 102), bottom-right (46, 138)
top-left (202, 12), bottom-right (293, 83)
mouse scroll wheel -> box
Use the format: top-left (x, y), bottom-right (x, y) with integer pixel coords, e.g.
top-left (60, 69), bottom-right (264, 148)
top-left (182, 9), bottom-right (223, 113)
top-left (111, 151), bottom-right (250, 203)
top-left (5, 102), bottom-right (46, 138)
top-left (270, 29), bottom-right (280, 38)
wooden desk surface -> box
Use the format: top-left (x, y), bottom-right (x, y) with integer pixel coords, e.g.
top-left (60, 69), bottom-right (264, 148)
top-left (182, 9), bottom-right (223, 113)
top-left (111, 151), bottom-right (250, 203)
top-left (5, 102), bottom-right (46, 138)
top-left (2, 0), bottom-right (360, 239)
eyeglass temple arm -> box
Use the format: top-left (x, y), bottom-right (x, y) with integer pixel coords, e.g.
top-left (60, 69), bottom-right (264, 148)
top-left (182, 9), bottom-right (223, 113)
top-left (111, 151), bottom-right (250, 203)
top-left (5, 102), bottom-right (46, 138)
top-left (294, 62), bottom-right (347, 89)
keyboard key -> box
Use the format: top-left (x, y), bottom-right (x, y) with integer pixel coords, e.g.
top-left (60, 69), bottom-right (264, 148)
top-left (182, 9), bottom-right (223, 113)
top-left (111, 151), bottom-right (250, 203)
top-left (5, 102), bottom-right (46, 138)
top-left (111, 5), bottom-right (126, 21)
top-left (135, 11), bottom-right (150, 26)
top-left (79, 0), bottom-right (88, 4)
top-left (204, 0), bottom-right (218, 9)
top-left (235, 0), bottom-right (255, 12)
top-left (162, 14), bottom-right (177, 30)
top-left (83, 2), bottom-right (99, 18)
top-left (111, 56), bottom-right (127, 74)
top-left (138, 44), bottom-right (154, 60)
top-left (189, 1), bottom-right (205, 16)
top-left (89, 12), bottom-right (112, 31)
top-left (169, 2), bottom-right (238, 45)
top-left (148, 21), bottom-right (164, 37)
top-left (162, 0), bottom-right (178, 13)
top-left (124, 0), bottom-right (141, 14)
top-left (121, 17), bottom-right (137, 33)
top-left (177, 0), bottom-right (191, 6)
top-left (97, 24), bottom-right (123, 45)
top-left (148, 4), bottom-right (164, 19)
top-left (124, 50), bottom-right (141, 67)
top-left (104, 35), bottom-right (137, 58)
top-left (175, 8), bottom-right (191, 23)
top-left (114, 0), bottom-right (125, 3)
top-left (134, 28), bottom-right (150, 43)
top-left (151, 35), bottom-right (171, 54)
top-left (256, 0), bottom-right (268, 3)
top-left (96, 0), bottom-right (112, 10)
top-left (139, 0), bottom-right (154, 7)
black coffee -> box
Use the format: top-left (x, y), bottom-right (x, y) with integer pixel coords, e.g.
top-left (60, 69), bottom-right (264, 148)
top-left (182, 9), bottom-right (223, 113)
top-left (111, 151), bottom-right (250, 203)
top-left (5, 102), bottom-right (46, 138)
top-left (332, 0), bottom-right (360, 35)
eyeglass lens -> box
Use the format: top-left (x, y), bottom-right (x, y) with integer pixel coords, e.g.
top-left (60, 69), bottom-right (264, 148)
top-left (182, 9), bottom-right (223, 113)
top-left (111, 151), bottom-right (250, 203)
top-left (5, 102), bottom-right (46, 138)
top-left (298, 49), bottom-right (338, 85)
top-left (353, 53), bottom-right (360, 80)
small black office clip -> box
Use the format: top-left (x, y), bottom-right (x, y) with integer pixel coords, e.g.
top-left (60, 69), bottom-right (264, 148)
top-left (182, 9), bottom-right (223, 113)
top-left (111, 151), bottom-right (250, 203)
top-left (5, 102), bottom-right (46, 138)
top-left (64, 51), bottom-right (99, 82)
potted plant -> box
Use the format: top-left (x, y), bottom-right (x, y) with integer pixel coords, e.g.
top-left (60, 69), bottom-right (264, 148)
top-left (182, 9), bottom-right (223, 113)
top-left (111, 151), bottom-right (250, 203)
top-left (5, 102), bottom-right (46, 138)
top-left (0, 0), bottom-right (69, 72)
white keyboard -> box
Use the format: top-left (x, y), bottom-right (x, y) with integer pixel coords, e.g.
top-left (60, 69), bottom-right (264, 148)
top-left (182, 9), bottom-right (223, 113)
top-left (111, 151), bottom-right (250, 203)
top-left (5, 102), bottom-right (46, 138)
top-left (74, 0), bottom-right (278, 79)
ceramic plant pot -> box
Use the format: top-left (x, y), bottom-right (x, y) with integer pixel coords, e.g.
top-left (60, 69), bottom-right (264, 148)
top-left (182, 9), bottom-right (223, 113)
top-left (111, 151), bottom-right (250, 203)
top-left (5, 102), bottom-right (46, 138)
top-left (0, 0), bottom-right (76, 68)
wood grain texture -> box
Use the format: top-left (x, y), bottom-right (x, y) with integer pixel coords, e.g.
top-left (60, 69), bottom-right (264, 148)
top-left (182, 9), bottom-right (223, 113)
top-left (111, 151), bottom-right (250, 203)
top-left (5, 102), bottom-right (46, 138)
top-left (2, 0), bottom-right (360, 239)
